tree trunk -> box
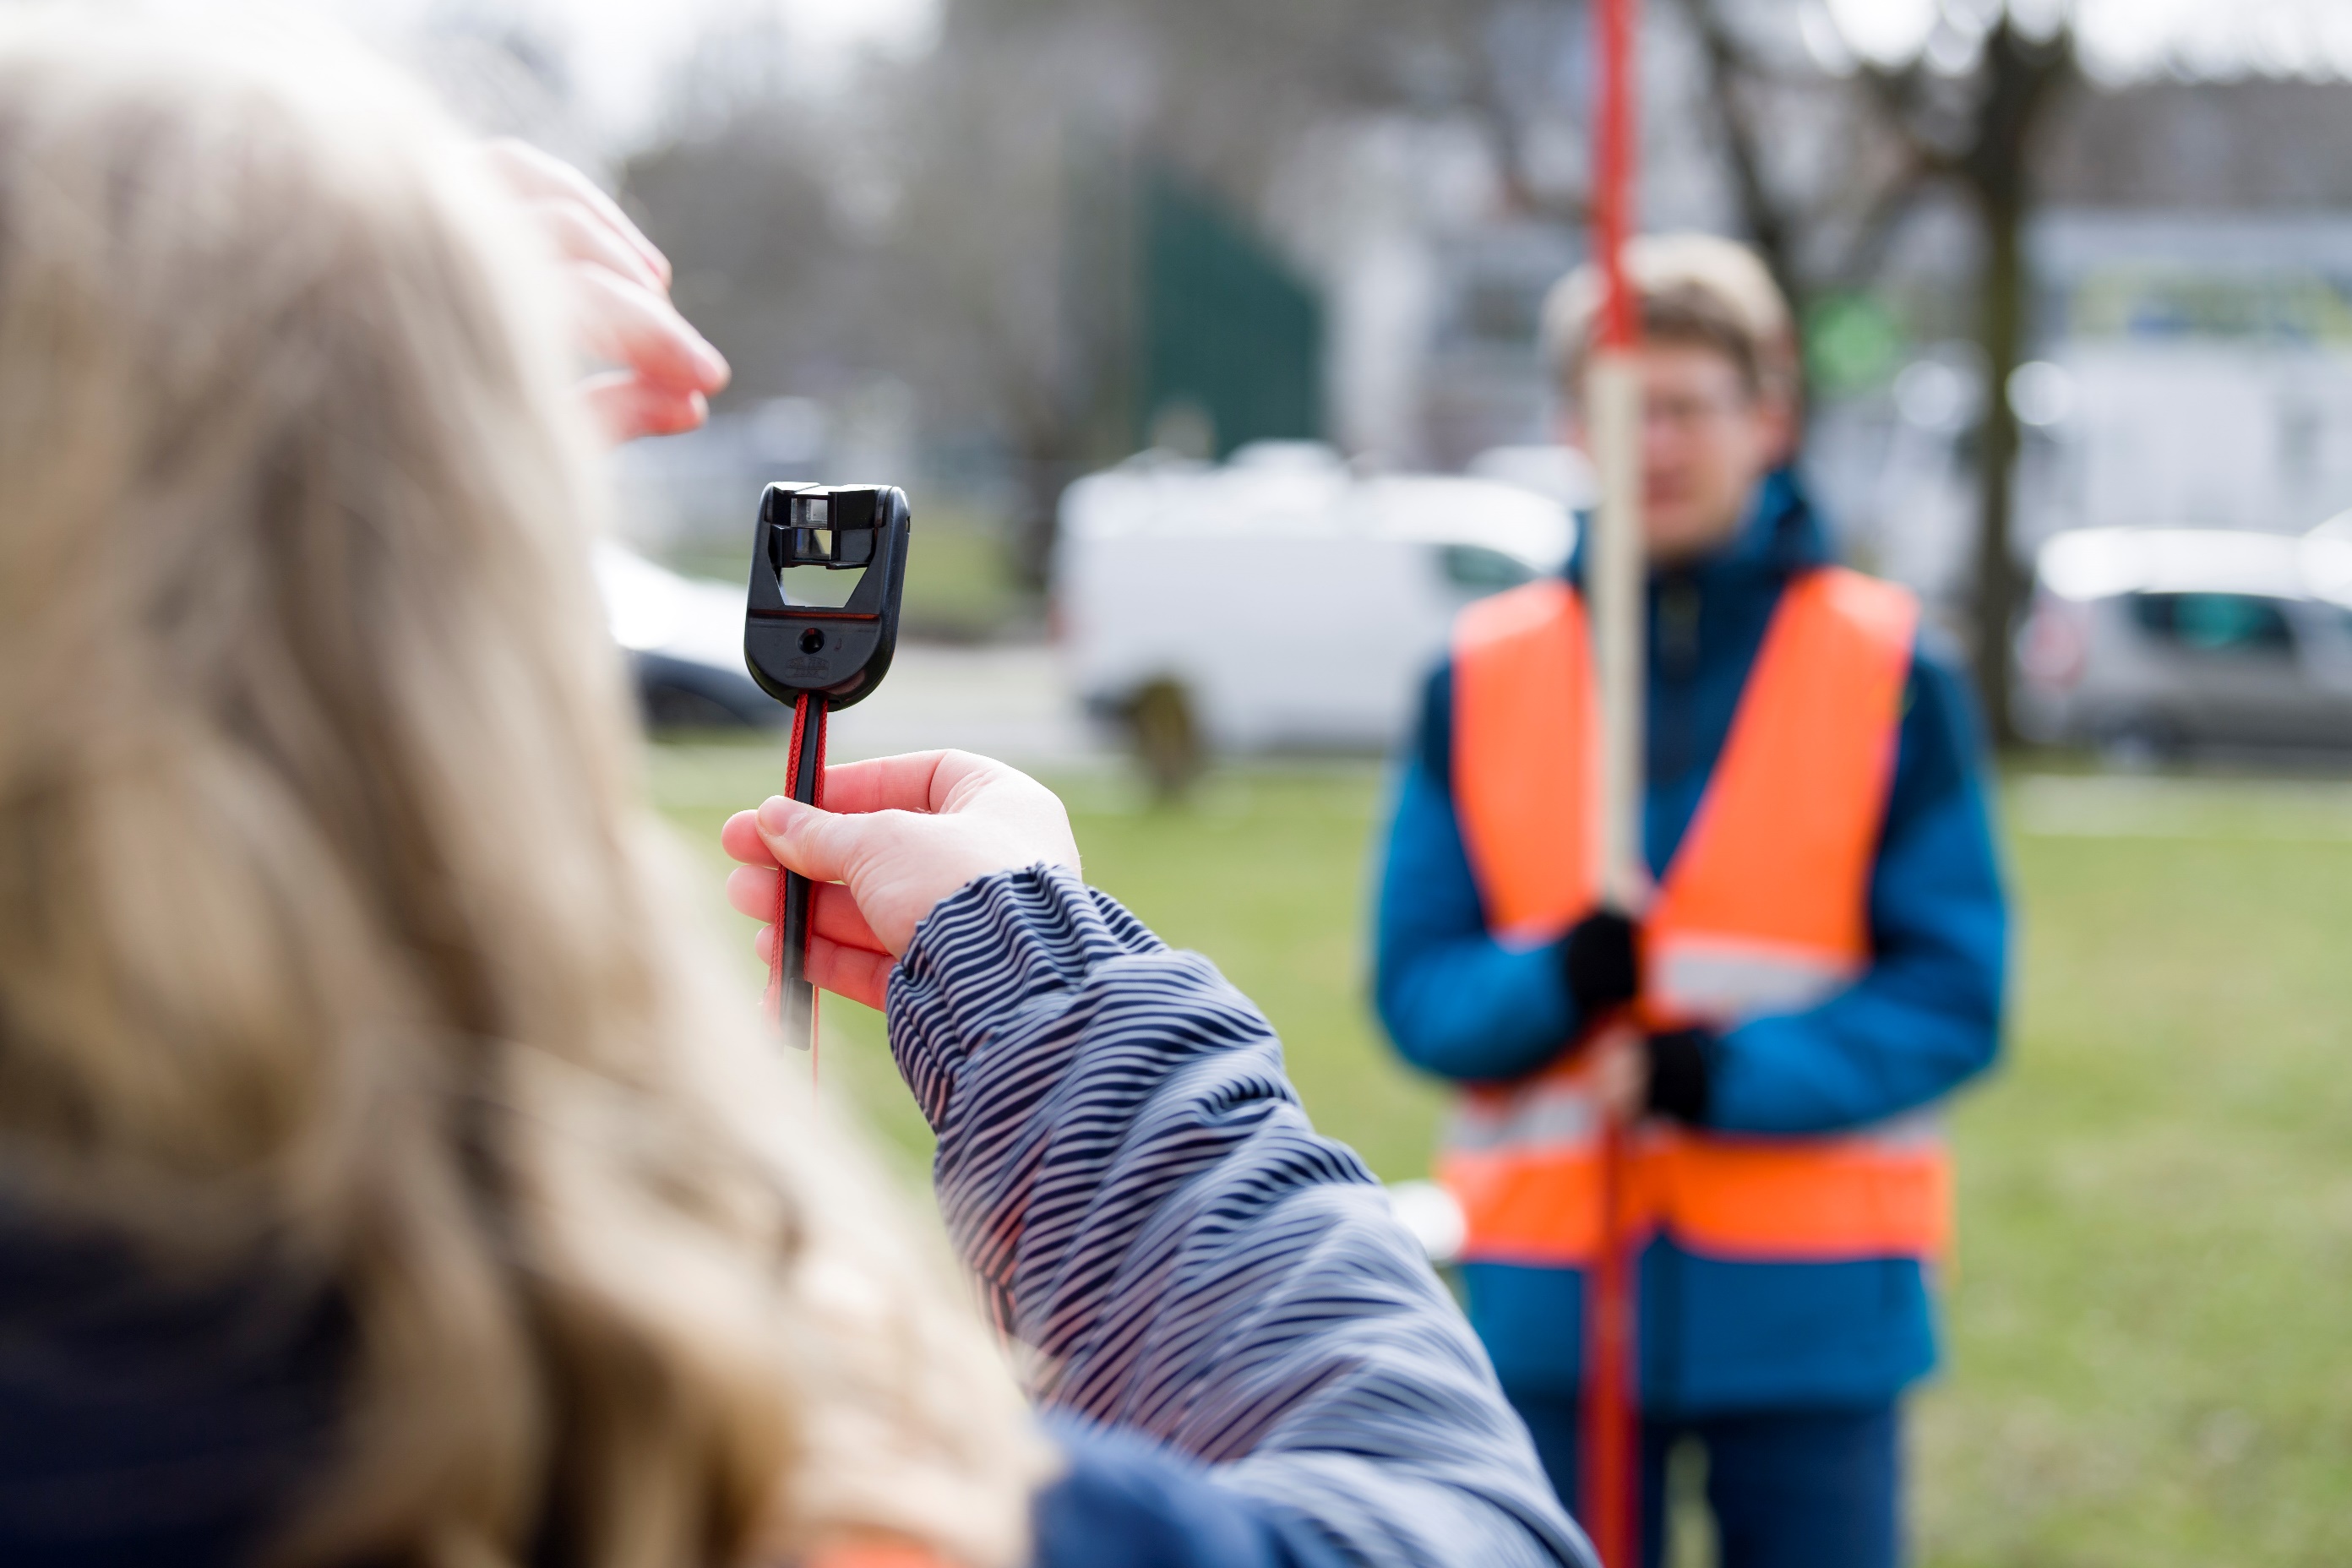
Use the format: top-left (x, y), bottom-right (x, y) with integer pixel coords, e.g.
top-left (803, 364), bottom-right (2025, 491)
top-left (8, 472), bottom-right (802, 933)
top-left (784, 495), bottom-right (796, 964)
top-left (1011, 427), bottom-right (1070, 595)
top-left (1971, 185), bottom-right (2028, 748)
top-left (1958, 17), bottom-right (2072, 749)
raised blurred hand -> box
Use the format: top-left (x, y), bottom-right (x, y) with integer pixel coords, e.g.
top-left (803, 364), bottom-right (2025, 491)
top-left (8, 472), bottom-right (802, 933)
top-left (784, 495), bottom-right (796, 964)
top-left (478, 138), bottom-right (730, 444)
top-left (721, 752), bottom-right (1083, 1010)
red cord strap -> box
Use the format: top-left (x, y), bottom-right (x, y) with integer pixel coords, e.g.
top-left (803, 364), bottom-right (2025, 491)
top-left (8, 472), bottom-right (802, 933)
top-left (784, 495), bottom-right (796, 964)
top-left (765, 692), bottom-right (827, 1069)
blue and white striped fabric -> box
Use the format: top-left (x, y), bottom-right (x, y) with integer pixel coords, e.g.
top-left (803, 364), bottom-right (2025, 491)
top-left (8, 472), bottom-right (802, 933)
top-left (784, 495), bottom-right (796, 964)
top-left (890, 866), bottom-right (1597, 1568)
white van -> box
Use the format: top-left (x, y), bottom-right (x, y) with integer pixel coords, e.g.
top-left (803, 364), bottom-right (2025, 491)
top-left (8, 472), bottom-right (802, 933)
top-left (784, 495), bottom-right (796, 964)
top-left (1054, 444), bottom-right (1575, 769)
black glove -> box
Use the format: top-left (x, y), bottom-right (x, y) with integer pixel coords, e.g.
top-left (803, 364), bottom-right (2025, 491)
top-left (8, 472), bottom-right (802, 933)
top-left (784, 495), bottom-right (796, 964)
top-left (1561, 908), bottom-right (1639, 1021)
top-left (1644, 1026), bottom-right (1718, 1124)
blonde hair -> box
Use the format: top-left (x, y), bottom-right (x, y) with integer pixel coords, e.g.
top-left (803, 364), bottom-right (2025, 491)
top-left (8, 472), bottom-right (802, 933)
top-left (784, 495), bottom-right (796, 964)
top-left (1541, 231), bottom-right (1798, 404)
top-left (0, 16), bottom-right (1046, 1568)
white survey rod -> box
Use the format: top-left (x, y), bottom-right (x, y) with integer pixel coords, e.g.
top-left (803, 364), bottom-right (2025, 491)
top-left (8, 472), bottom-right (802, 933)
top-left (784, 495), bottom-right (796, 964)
top-left (1588, 350), bottom-right (1646, 906)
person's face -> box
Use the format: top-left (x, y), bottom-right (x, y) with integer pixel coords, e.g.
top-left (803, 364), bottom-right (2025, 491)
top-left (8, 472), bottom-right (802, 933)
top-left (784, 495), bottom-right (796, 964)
top-left (1565, 340), bottom-right (1794, 566)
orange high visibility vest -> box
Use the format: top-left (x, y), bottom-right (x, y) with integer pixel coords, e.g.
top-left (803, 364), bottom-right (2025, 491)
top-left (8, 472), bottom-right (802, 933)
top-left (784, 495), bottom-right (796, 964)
top-left (1435, 567), bottom-right (1952, 1268)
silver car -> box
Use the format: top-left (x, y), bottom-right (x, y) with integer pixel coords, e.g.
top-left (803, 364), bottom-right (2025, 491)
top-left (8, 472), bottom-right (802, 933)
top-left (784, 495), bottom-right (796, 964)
top-left (2014, 525), bottom-right (2352, 757)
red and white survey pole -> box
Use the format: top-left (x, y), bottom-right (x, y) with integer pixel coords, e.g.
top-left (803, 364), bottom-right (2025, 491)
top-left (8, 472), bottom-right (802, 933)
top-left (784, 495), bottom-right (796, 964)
top-left (1581, 0), bottom-right (1646, 1563)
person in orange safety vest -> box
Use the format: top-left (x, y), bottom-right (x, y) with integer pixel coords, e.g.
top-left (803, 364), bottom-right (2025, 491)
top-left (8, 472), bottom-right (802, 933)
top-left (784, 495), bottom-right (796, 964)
top-left (1374, 235), bottom-right (2008, 1568)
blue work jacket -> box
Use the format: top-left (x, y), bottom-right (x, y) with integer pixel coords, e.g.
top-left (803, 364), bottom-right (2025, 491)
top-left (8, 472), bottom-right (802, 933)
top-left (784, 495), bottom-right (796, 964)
top-left (1374, 469), bottom-right (2009, 1416)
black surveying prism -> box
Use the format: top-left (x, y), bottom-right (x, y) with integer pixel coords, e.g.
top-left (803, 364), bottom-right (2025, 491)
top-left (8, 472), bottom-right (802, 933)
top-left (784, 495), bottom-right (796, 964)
top-left (744, 482), bottom-right (912, 1049)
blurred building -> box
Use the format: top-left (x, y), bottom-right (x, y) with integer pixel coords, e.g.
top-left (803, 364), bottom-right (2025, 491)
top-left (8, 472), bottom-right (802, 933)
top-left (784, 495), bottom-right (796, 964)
top-left (1816, 79), bottom-right (2352, 605)
top-left (1260, 21), bottom-right (1734, 475)
top-left (381, 1), bottom-right (2352, 644)
top-left (1258, 62), bottom-right (2352, 619)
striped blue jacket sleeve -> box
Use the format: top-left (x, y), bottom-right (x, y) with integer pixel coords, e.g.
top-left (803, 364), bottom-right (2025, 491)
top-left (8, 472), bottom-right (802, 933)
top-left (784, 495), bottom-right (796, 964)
top-left (887, 865), bottom-right (1595, 1568)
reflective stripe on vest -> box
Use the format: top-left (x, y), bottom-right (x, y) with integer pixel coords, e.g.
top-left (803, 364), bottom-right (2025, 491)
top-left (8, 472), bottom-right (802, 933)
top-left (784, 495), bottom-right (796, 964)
top-left (1437, 567), bottom-right (1948, 1268)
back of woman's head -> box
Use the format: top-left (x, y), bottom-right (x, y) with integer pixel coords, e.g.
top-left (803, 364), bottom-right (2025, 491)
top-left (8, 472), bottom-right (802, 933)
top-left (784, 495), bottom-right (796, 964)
top-left (0, 18), bottom-right (1041, 1566)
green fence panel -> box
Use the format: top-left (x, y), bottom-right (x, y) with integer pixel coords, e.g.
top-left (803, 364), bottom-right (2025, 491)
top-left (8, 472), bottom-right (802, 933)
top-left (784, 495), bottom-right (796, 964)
top-left (1140, 172), bottom-right (1323, 456)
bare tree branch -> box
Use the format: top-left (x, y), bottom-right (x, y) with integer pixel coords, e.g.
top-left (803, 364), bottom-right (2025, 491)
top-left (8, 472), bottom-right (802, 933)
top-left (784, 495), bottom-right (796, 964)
top-left (1672, 0), bottom-right (1801, 308)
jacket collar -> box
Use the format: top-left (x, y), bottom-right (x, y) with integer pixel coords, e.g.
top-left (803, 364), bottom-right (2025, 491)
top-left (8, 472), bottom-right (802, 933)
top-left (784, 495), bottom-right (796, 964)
top-left (1566, 466), bottom-right (1832, 587)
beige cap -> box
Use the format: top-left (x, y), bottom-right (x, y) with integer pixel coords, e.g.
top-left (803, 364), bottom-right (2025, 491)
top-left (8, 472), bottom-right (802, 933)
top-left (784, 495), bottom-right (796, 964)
top-left (1541, 231), bottom-right (1798, 397)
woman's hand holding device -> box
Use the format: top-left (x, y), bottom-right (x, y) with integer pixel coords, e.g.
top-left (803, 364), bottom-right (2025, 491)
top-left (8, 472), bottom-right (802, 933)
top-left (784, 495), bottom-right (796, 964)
top-left (721, 751), bottom-right (1082, 1010)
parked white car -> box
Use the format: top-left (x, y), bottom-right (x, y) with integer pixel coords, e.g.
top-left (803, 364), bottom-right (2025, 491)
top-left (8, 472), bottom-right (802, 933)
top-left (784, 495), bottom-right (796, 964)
top-left (2014, 524), bottom-right (2352, 756)
top-left (1054, 444), bottom-right (1575, 761)
top-left (593, 542), bottom-right (780, 730)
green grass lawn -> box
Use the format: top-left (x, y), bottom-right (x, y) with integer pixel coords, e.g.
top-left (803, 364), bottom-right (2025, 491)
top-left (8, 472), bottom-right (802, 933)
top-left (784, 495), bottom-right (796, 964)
top-left (650, 746), bottom-right (2352, 1567)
